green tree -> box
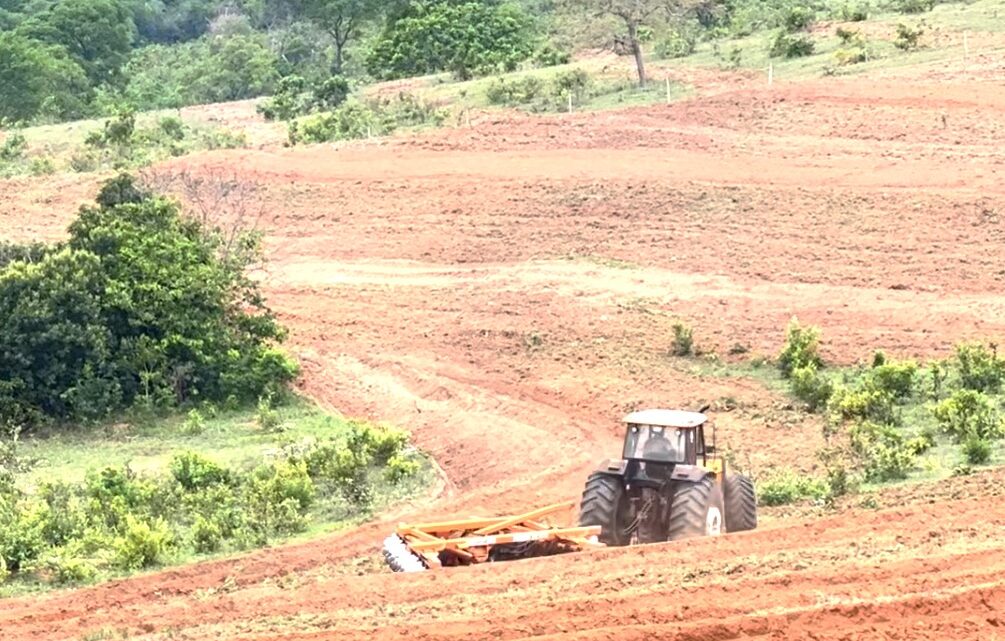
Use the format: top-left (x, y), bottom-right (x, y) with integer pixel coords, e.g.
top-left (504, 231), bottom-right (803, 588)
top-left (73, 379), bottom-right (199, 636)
top-left (368, 1), bottom-right (537, 80)
top-left (559, 0), bottom-right (690, 87)
top-left (17, 0), bottom-right (137, 86)
top-left (292, 0), bottom-right (383, 73)
top-left (0, 33), bottom-right (89, 122)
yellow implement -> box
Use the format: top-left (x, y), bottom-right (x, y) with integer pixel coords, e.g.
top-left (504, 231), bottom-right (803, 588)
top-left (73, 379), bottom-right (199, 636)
top-left (383, 501), bottom-right (603, 572)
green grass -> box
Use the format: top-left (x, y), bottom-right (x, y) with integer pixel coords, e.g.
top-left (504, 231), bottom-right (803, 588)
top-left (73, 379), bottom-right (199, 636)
top-left (17, 398), bottom-right (352, 488)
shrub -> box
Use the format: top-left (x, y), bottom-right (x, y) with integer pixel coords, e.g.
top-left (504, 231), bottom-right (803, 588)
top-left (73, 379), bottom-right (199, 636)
top-left (931, 389), bottom-right (1003, 443)
top-left (114, 516), bottom-right (171, 570)
top-left (839, 4), bottom-right (870, 21)
top-left (778, 318), bottom-right (823, 378)
top-left (37, 551), bottom-right (98, 584)
top-left (486, 76), bottom-right (545, 107)
top-left (868, 360), bottom-right (918, 400)
top-left (655, 28), bottom-right (698, 59)
top-left (0, 133), bottom-right (27, 162)
top-left (384, 453), bottom-right (421, 484)
top-left (181, 409), bottom-right (206, 436)
top-left (791, 364), bottom-right (834, 411)
top-left (783, 7), bottom-right (815, 31)
top-left (258, 75), bottom-right (351, 122)
top-left (257, 395), bottom-right (283, 432)
top-left (533, 44), bottom-right (571, 67)
top-left (848, 421), bottom-right (915, 482)
top-left (28, 156), bottom-right (56, 176)
top-left (828, 383), bottom-right (898, 425)
top-left (170, 452), bottom-right (230, 492)
top-left (770, 32), bottom-right (816, 58)
top-left (835, 48), bottom-right (867, 65)
top-left (757, 469), bottom-right (829, 506)
top-left (962, 435), bottom-right (992, 465)
top-left (956, 344), bottom-right (1005, 390)
top-left (893, 0), bottom-right (934, 13)
top-left (191, 515), bottom-right (223, 554)
top-left (671, 322), bottom-right (695, 357)
top-left (894, 23), bottom-right (924, 50)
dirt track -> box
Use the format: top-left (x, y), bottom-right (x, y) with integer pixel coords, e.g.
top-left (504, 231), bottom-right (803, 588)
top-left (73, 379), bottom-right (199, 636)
top-left (4, 64), bottom-right (1005, 639)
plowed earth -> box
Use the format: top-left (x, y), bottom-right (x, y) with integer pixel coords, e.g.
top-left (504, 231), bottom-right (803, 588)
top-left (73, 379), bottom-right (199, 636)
top-left (5, 61), bottom-right (1005, 640)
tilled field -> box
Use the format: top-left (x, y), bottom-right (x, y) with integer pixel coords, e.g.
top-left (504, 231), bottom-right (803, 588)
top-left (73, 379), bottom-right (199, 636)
top-left (4, 62), bottom-right (1005, 640)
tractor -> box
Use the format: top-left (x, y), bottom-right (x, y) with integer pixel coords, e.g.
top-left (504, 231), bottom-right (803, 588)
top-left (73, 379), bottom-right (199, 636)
top-left (578, 408), bottom-right (757, 545)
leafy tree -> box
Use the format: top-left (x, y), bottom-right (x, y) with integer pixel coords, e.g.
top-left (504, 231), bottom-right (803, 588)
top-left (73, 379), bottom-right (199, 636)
top-left (559, 0), bottom-right (691, 87)
top-left (17, 0), bottom-right (137, 86)
top-left (0, 175), bottom-right (297, 428)
top-left (0, 33), bottom-right (89, 122)
top-left (289, 0), bottom-right (383, 73)
top-left (368, 1), bottom-right (537, 80)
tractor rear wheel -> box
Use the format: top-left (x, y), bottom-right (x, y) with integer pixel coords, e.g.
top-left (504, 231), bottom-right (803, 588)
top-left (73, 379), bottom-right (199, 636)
top-left (723, 473), bottom-right (758, 533)
top-left (578, 472), bottom-right (630, 546)
top-left (666, 476), bottom-right (724, 541)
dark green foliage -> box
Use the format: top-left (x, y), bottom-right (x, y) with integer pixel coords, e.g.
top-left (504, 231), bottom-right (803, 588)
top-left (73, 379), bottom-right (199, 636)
top-left (962, 435), bottom-right (992, 465)
top-left (0, 32), bottom-right (90, 122)
top-left (115, 33), bottom-right (280, 111)
top-left (170, 452), bottom-right (232, 491)
top-left (0, 132), bottom-right (26, 161)
top-left (893, 0), bottom-right (935, 13)
top-left (16, 0), bottom-right (136, 86)
top-left (868, 360), bottom-right (918, 400)
top-left (368, 1), bottom-right (537, 81)
top-left (769, 30), bottom-right (815, 58)
top-left (0, 242), bottom-right (46, 269)
top-left (0, 175), bottom-right (296, 429)
top-left (258, 74), bottom-right (351, 121)
top-left (778, 318), bottom-right (822, 378)
top-left (782, 6), bottom-right (814, 31)
top-left (894, 23), bottom-right (923, 50)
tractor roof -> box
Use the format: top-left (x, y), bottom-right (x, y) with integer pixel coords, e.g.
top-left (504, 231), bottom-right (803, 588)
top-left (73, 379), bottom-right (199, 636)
top-left (623, 409), bottom-right (707, 428)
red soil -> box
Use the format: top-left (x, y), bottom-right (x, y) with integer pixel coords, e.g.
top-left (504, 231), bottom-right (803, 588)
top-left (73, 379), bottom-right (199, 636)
top-left (3, 72), bottom-right (1005, 640)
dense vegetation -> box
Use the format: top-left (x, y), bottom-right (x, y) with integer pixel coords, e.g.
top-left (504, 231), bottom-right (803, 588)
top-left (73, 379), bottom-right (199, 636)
top-left (0, 174), bottom-right (297, 430)
top-left (0, 0), bottom-right (958, 124)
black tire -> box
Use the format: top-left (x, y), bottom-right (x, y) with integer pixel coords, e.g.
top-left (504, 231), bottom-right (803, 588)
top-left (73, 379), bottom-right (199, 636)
top-left (667, 476), bottom-right (724, 541)
top-left (578, 472), bottom-right (630, 546)
top-left (723, 473), bottom-right (758, 533)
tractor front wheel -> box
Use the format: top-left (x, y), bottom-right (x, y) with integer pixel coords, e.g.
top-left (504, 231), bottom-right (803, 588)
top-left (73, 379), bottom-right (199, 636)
top-left (667, 476), bottom-right (724, 541)
top-left (723, 473), bottom-right (758, 533)
top-left (578, 472), bottom-right (631, 546)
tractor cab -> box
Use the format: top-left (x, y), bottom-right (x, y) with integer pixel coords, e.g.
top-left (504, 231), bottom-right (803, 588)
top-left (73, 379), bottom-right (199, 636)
top-left (622, 409), bottom-right (707, 466)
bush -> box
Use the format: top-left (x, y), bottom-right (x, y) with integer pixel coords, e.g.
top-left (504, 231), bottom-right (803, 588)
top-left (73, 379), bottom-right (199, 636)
top-left (533, 44), bottom-right (571, 67)
top-left (368, 1), bottom-right (537, 80)
top-left (962, 435), bottom-right (992, 465)
top-left (848, 421), bottom-right (915, 482)
top-left (0, 133), bottom-right (27, 162)
top-left (953, 342), bottom-right (1004, 393)
top-left (671, 322), bottom-right (695, 357)
top-left (894, 23), bottom-right (924, 50)
top-left (170, 452), bottom-right (231, 491)
top-left (893, 0), bottom-right (934, 13)
top-left (783, 7), bottom-right (815, 31)
top-left (828, 383), bottom-right (898, 425)
top-left (931, 389), bottom-right (1003, 443)
top-left (0, 175), bottom-right (296, 428)
top-left (486, 76), bottom-right (545, 107)
top-left (655, 27), bottom-right (698, 59)
top-left (868, 360), bottom-right (918, 400)
top-left (256, 395), bottom-right (283, 432)
top-left (791, 364), bottom-right (834, 411)
top-left (770, 32), bottom-right (816, 58)
top-left (191, 515), bottom-right (223, 553)
top-left (839, 4), bottom-right (870, 21)
top-left (258, 75), bottom-right (351, 122)
top-left (757, 469), bottom-right (829, 506)
top-left (181, 409), bottom-right (206, 436)
top-left (114, 516), bottom-right (170, 570)
top-left (778, 318), bottom-right (823, 378)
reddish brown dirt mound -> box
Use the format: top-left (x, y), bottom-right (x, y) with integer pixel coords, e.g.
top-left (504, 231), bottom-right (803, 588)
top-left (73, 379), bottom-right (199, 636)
top-left (3, 73), bottom-right (1005, 640)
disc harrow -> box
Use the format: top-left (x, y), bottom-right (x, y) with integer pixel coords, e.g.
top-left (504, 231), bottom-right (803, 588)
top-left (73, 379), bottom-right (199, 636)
top-left (383, 500), bottom-right (602, 572)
